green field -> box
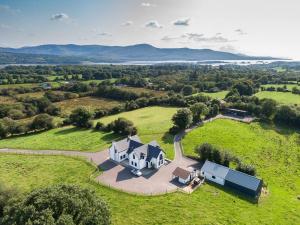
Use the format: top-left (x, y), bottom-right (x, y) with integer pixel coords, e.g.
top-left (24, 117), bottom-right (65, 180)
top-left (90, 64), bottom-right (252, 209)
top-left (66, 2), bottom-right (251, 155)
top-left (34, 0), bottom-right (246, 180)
top-left (193, 91), bottom-right (229, 99)
top-left (1, 152), bottom-right (299, 225)
top-left (0, 107), bottom-right (177, 158)
top-left (261, 84), bottom-right (299, 91)
top-left (98, 106), bottom-right (178, 159)
top-left (255, 91), bottom-right (300, 105)
top-left (182, 119), bottom-right (300, 224)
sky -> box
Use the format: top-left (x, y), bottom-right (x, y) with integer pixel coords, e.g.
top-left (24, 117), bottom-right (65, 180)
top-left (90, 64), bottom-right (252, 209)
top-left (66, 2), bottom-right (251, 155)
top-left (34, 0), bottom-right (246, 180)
top-left (0, 0), bottom-right (300, 59)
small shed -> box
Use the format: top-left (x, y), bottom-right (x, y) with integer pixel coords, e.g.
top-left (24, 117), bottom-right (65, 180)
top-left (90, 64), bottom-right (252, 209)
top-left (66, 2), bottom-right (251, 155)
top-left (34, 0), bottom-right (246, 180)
top-left (172, 167), bottom-right (192, 184)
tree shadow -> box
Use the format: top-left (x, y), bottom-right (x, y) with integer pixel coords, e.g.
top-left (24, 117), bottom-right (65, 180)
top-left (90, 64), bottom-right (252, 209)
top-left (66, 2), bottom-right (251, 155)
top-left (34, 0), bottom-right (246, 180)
top-left (100, 132), bottom-right (122, 143)
top-left (258, 121), bottom-right (300, 136)
top-left (162, 132), bottom-right (173, 145)
top-left (54, 127), bottom-right (83, 135)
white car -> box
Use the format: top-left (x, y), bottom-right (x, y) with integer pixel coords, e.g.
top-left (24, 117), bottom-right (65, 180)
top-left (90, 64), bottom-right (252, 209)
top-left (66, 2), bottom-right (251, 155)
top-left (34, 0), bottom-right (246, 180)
top-left (131, 169), bottom-right (142, 177)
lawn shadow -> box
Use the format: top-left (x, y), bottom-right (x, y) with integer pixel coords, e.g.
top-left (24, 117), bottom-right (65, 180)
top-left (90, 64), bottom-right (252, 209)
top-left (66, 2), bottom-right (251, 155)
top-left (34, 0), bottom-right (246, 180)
top-left (54, 127), bottom-right (86, 135)
top-left (100, 132), bottom-right (122, 143)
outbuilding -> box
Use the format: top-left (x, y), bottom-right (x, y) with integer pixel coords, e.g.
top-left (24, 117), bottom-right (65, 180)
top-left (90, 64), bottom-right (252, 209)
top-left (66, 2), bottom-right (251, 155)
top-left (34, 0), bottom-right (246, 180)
top-left (225, 108), bottom-right (248, 117)
top-left (201, 160), bottom-right (263, 199)
top-left (172, 167), bottom-right (193, 184)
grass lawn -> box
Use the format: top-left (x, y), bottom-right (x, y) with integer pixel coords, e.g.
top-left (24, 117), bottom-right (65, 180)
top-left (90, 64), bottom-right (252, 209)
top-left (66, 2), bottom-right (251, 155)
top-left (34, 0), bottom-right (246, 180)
top-left (0, 126), bottom-right (119, 152)
top-left (0, 153), bottom-right (299, 225)
top-left (261, 84), bottom-right (299, 91)
top-left (54, 96), bottom-right (122, 115)
top-left (182, 119), bottom-right (300, 224)
top-left (255, 91), bottom-right (300, 105)
top-left (0, 107), bottom-right (177, 158)
top-left (97, 106), bottom-right (178, 159)
top-left (193, 91), bottom-right (229, 99)
top-left (0, 83), bottom-right (38, 89)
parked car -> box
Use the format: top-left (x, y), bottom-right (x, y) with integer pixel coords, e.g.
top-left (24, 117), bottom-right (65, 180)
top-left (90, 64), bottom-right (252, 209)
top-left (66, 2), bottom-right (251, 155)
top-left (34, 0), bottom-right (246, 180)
top-left (131, 169), bottom-right (142, 176)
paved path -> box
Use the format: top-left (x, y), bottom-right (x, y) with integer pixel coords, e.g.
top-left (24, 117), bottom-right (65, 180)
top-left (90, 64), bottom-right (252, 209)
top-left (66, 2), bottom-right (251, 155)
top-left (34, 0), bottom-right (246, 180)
top-left (0, 114), bottom-right (253, 195)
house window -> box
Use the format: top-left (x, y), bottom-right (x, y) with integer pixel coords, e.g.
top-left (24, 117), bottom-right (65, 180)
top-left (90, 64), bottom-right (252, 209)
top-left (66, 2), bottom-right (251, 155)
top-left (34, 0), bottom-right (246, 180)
top-left (212, 176), bottom-right (216, 179)
top-left (131, 161), bottom-right (133, 165)
top-left (135, 163), bottom-right (137, 167)
top-left (133, 155), bottom-right (135, 159)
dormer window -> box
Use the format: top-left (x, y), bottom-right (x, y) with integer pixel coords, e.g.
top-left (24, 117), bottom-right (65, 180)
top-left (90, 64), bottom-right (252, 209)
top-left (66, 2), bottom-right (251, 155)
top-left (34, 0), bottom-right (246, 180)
top-left (133, 154), bottom-right (135, 159)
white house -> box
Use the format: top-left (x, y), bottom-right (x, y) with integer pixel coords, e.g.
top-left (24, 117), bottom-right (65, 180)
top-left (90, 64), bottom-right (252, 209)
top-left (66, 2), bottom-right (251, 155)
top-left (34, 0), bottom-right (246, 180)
top-left (109, 135), bottom-right (165, 170)
top-left (172, 167), bottom-right (194, 184)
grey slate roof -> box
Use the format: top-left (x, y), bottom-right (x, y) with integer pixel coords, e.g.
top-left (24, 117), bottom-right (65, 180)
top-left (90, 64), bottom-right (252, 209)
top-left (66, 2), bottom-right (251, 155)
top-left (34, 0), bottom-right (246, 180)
top-left (225, 170), bottom-right (261, 191)
top-left (113, 135), bottom-right (142, 153)
top-left (201, 160), bottom-right (229, 179)
top-left (130, 141), bottom-right (163, 161)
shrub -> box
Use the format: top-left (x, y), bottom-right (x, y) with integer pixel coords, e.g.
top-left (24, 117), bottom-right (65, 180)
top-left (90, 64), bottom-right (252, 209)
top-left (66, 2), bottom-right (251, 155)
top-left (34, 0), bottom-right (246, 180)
top-left (30, 114), bottom-right (54, 131)
top-left (95, 122), bottom-right (105, 130)
top-left (236, 163), bottom-right (257, 176)
top-left (7, 109), bottom-right (25, 120)
top-left (172, 108), bottom-right (193, 130)
top-left (69, 107), bottom-right (92, 128)
top-left (108, 118), bottom-right (137, 135)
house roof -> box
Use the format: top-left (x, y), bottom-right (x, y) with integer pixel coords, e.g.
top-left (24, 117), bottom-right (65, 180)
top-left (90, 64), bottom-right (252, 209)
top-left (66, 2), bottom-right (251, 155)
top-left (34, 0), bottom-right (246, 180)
top-left (113, 135), bottom-right (142, 153)
top-left (130, 141), bottom-right (163, 161)
top-left (225, 169), bottom-right (262, 191)
top-left (172, 167), bottom-right (191, 180)
top-left (201, 160), bottom-right (229, 179)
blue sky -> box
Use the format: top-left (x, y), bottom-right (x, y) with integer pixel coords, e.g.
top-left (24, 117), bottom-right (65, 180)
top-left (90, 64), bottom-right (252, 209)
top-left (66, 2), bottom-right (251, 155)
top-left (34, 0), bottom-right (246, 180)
top-left (1, 0), bottom-right (300, 59)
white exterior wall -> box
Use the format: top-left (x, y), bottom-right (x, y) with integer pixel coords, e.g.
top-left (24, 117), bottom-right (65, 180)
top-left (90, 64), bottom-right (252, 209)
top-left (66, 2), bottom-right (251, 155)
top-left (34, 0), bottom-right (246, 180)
top-left (128, 152), bottom-right (146, 170)
top-left (178, 175), bottom-right (191, 184)
top-left (109, 146), bottom-right (115, 161)
top-left (109, 144), bottom-right (128, 163)
top-left (152, 152), bottom-right (165, 169)
top-left (201, 171), bottom-right (225, 185)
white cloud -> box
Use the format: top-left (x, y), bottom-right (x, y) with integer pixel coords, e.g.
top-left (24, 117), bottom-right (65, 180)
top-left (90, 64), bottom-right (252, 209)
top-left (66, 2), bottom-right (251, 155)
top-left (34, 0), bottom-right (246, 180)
top-left (145, 20), bottom-right (163, 28)
top-left (173, 18), bottom-right (190, 26)
top-left (0, 24), bottom-right (12, 29)
top-left (185, 33), bottom-right (234, 43)
top-left (141, 2), bottom-right (156, 7)
top-left (50, 13), bottom-right (69, 21)
top-left (161, 35), bottom-right (180, 41)
top-left (122, 21), bottom-right (133, 26)
top-left (235, 29), bottom-right (247, 35)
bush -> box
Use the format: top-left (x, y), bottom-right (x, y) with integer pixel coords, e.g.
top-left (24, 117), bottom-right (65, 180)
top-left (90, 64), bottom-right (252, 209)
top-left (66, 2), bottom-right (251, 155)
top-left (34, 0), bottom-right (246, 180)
top-left (30, 114), bottom-right (54, 131)
top-left (95, 122), bottom-right (105, 130)
top-left (172, 108), bottom-right (193, 130)
top-left (7, 109), bottom-right (25, 120)
top-left (1, 184), bottom-right (111, 225)
top-left (236, 163), bottom-right (257, 176)
top-left (107, 118), bottom-right (137, 135)
top-left (0, 182), bottom-right (19, 218)
top-left (69, 107), bottom-right (93, 128)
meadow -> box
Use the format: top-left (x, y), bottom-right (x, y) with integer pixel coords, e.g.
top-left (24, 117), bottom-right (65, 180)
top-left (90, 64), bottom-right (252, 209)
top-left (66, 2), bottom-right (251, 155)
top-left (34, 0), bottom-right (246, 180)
top-left (261, 84), bottom-right (299, 91)
top-left (0, 107), bottom-right (177, 158)
top-left (119, 86), bottom-right (167, 97)
top-left (54, 96), bottom-right (122, 115)
top-left (0, 151), bottom-right (299, 225)
top-left (182, 119), bottom-right (300, 223)
top-left (255, 91), bottom-right (300, 105)
top-left (193, 91), bottom-right (229, 100)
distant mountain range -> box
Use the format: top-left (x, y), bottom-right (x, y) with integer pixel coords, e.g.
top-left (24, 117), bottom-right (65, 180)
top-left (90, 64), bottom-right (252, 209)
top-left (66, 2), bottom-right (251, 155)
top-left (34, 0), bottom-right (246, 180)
top-left (0, 44), bottom-right (280, 64)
